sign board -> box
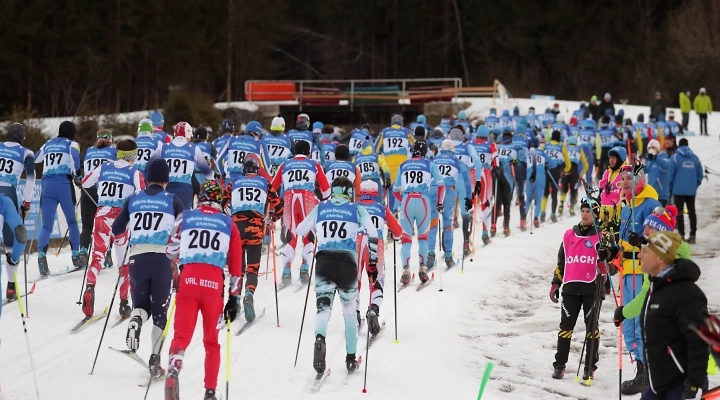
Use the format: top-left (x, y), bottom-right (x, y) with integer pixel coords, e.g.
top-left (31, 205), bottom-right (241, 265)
top-left (16, 179), bottom-right (63, 240)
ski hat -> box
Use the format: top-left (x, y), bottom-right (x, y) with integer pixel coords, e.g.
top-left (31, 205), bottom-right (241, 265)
top-left (644, 205), bottom-right (678, 232)
top-left (615, 115), bottom-right (624, 124)
top-left (580, 195), bottom-right (601, 220)
top-left (658, 113), bottom-right (666, 122)
top-left (646, 231), bottom-right (682, 265)
top-left (512, 106), bottom-right (519, 116)
top-left (145, 158), bottom-right (170, 183)
top-left (625, 118), bottom-right (633, 126)
top-left (582, 120), bottom-right (595, 129)
top-left (502, 110), bottom-right (510, 117)
top-left (414, 125), bottom-right (426, 139)
top-left (6, 122), bottom-right (25, 143)
top-left (604, 108), bottom-right (613, 116)
top-left (637, 114), bottom-right (645, 123)
top-left (58, 121), bottom-right (76, 140)
top-left (448, 126), bottom-right (465, 141)
top-left (618, 109), bottom-right (625, 117)
top-left (360, 180), bottom-right (378, 200)
top-left (294, 140), bottom-right (310, 156)
top-left (440, 139), bottom-right (456, 152)
top-left (700, 87), bottom-right (707, 94)
top-left (412, 140), bottom-right (428, 157)
top-left (198, 179), bottom-right (224, 204)
top-left (569, 117), bottom-right (578, 126)
top-left (432, 127), bottom-right (444, 138)
top-left (194, 126), bottom-right (208, 140)
top-left (668, 110), bottom-right (675, 119)
top-left (604, 93), bottom-right (611, 100)
top-left (174, 121), bottom-right (193, 139)
top-left (551, 130), bottom-right (561, 142)
top-left (458, 111), bottom-right (468, 120)
top-left (566, 135), bottom-right (577, 146)
top-left (416, 114), bottom-right (427, 124)
top-left (150, 111), bottom-right (164, 128)
top-left (608, 146), bottom-right (627, 163)
top-left (137, 118), bottom-right (154, 135)
top-left (335, 144), bottom-right (350, 161)
top-left (679, 138), bottom-right (689, 147)
top-left (270, 115), bottom-right (285, 132)
top-left (245, 120), bottom-right (263, 137)
top-left (391, 113), bottom-right (403, 126)
top-left (516, 124), bottom-right (527, 135)
top-left (296, 113), bottom-right (310, 130)
top-left (221, 118), bottom-right (235, 133)
top-left (312, 121), bottom-right (324, 134)
top-left (489, 108), bottom-right (497, 116)
top-left (556, 113), bottom-right (565, 123)
top-left (476, 125), bottom-right (490, 138)
top-left (590, 95), bottom-right (598, 103)
top-left (647, 139), bottom-right (661, 156)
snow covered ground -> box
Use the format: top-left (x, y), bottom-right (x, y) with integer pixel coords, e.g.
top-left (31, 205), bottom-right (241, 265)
top-left (1, 101), bottom-right (719, 400)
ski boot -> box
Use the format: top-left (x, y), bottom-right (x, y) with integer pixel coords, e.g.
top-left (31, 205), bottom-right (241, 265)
top-left (490, 224), bottom-right (497, 237)
top-left (503, 227), bottom-right (511, 237)
top-left (314, 335), bottom-right (326, 374)
top-left (82, 284), bottom-right (95, 317)
top-left (243, 290), bottom-right (255, 322)
top-left (418, 263), bottom-right (429, 283)
top-left (299, 263), bottom-right (310, 285)
top-left (104, 249), bottom-right (113, 269)
top-left (118, 299), bottom-right (131, 318)
top-left (366, 304), bottom-right (381, 336)
top-left (582, 368), bottom-right (595, 382)
top-left (551, 367), bottom-right (565, 379)
top-left (346, 353), bottom-right (358, 372)
top-left (688, 235), bottom-right (696, 244)
top-left (557, 201), bottom-right (564, 216)
top-left (568, 206), bottom-right (575, 217)
top-left (356, 310), bottom-right (362, 327)
top-left (463, 241), bottom-right (472, 257)
top-left (550, 213), bottom-right (558, 223)
top-left (165, 369), bottom-right (180, 400)
top-left (149, 353), bottom-right (165, 379)
top-left (539, 211), bottom-right (546, 223)
top-left (38, 252), bottom-right (49, 277)
top-left (533, 218), bottom-right (540, 228)
top-left (5, 281), bottom-right (16, 302)
top-left (519, 219), bottom-right (527, 232)
top-left (77, 247), bottom-right (89, 269)
top-left (621, 361), bottom-right (647, 395)
top-left (71, 249), bottom-right (80, 269)
top-left (453, 218), bottom-right (460, 229)
top-left (482, 230), bottom-right (490, 245)
top-left (445, 257), bottom-right (456, 269)
top-left (400, 266), bottom-right (411, 285)
top-left (281, 266), bottom-right (292, 285)
top-left (426, 252), bottom-right (436, 270)
top-left (126, 315), bottom-right (143, 351)
top-left (204, 389), bottom-right (217, 400)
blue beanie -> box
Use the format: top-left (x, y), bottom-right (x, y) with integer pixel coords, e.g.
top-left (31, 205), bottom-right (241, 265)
top-left (417, 114), bottom-right (426, 124)
top-left (475, 125), bottom-right (489, 138)
top-left (515, 125), bottom-right (526, 135)
top-left (145, 158), bottom-right (170, 183)
top-left (150, 111), bottom-right (164, 127)
top-left (458, 111), bottom-right (467, 120)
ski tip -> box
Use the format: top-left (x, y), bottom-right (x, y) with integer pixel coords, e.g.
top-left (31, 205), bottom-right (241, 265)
top-left (431, 272), bottom-right (435, 279)
top-left (29, 282), bottom-right (37, 292)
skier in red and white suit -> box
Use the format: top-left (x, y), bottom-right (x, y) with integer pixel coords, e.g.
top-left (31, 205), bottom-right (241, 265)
top-left (270, 140), bottom-right (330, 286)
top-left (164, 179), bottom-right (242, 400)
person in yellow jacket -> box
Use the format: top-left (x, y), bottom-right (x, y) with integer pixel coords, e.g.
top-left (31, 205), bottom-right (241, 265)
top-left (679, 90), bottom-right (692, 131)
top-left (558, 135), bottom-right (588, 216)
top-left (693, 87), bottom-right (713, 136)
top-left (353, 139), bottom-right (391, 204)
top-left (374, 113), bottom-right (415, 211)
top-left (539, 130), bottom-right (571, 222)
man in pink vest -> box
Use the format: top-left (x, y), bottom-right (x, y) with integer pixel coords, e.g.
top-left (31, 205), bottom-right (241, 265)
top-left (549, 197), bottom-right (617, 382)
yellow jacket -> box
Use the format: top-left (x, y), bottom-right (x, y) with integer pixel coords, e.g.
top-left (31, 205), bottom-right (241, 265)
top-left (355, 144), bottom-right (391, 177)
top-left (618, 184), bottom-right (660, 274)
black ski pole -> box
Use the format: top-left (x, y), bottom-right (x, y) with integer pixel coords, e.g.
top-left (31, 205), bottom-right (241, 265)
top-left (13, 271), bottom-right (41, 399)
top-left (438, 213), bottom-right (444, 292)
top-left (294, 242), bottom-right (317, 367)
top-left (89, 272), bottom-right (122, 374)
top-left (22, 212), bottom-right (42, 317)
top-left (393, 239), bottom-right (398, 343)
top-left (361, 283), bottom-right (371, 393)
top-left (271, 223), bottom-right (280, 327)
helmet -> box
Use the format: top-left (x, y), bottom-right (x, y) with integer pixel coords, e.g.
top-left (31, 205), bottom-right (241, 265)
top-left (476, 125), bottom-right (490, 138)
top-left (296, 113), bottom-right (310, 130)
top-left (198, 179), bottom-right (223, 204)
top-left (6, 123), bottom-right (25, 144)
top-left (360, 180), bottom-right (379, 199)
top-left (439, 139), bottom-right (455, 152)
top-left (244, 121), bottom-right (263, 137)
top-left (243, 153), bottom-right (261, 175)
top-left (331, 176), bottom-right (354, 199)
top-left (566, 135), bottom-right (577, 146)
top-left (555, 113), bottom-right (565, 123)
top-left (270, 116), bottom-right (285, 132)
top-left (149, 111), bottom-right (164, 128)
top-left (412, 140), bottom-right (428, 157)
top-left (458, 111), bottom-right (467, 120)
top-left (137, 118), bottom-right (154, 135)
top-left (221, 119), bottom-right (235, 134)
top-left (582, 120), bottom-right (595, 129)
top-left (174, 122), bottom-right (193, 139)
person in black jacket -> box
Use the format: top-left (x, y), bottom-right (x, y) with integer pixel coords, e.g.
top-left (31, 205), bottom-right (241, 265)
top-left (638, 230), bottom-right (709, 400)
top-left (588, 95), bottom-right (602, 121)
top-left (650, 92), bottom-right (667, 119)
top-left (599, 93), bottom-right (616, 117)
top-left (549, 198), bottom-right (615, 381)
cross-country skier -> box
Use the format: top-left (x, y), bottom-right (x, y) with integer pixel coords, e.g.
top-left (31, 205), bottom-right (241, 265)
top-left (287, 114), bottom-right (326, 166)
top-left (133, 119), bottom-right (162, 176)
top-left (191, 126), bottom-right (217, 187)
top-left (81, 140), bottom-right (145, 318)
top-left (0, 193), bottom-right (27, 312)
top-left (393, 140), bottom-right (445, 284)
top-left (357, 180), bottom-right (402, 335)
top-left (263, 116), bottom-right (294, 176)
top-left (354, 139), bottom-right (391, 204)
top-left (0, 123), bottom-right (35, 299)
top-left (151, 121), bottom-right (213, 209)
top-left (448, 126), bottom-right (482, 254)
top-left (471, 125), bottom-right (496, 244)
top-left (485, 109), bottom-right (500, 133)
top-left (165, 179), bottom-right (243, 400)
top-left (221, 153), bottom-right (283, 322)
top-left (295, 177), bottom-right (377, 375)
top-left (111, 158), bottom-right (184, 378)
top-left (539, 130), bottom-right (571, 223)
top-left (375, 113), bottom-right (415, 212)
top-left (431, 140), bottom-right (472, 268)
top-left (270, 140), bottom-right (331, 286)
top-left (577, 120), bottom-right (598, 184)
top-left (549, 196), bottom-right (612, 381)
top-left (319, 125), bottom-right (340, 163)
top-left (325, 144), bottom-right (361, 201)
top-left (409, 114), bottom-right (430, 134)
top-left (526, 144), bottom-right (548, 228)
top-left (549, 114), bottom-right (570, 143)
top-left (348, 127), bottom-right (368, 157)
top-left (77, 128), bottom-right (117, 270)
top-left (511, 124), bottom-right (530, 231)
top-left (453, 111), bottom-right (473, 134)
top-left (558, 135), bottom-right (588, 217)
top-left (216, 120), bottom-right (271, 180)
top-left (596, 115), bottom-right (616, 181)
top-left (213, 119), bottom-right (235, 178)
top-left (150, 111), bottom-right (172, 144)
top-left (34, 121), bottom-right (81, 277)
top-left (427, 127), bottom-right (445, 158)
top-left (493, 128), bottom-right (519, 236)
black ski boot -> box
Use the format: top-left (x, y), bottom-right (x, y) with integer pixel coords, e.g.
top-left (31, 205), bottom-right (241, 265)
top-left (165, 369), bottom-right (179, 400)
top-left (38, 252), bottom-right (49, 277)
top-left (418, 264), bottom-right (429, 283)
top-left (551, 367), bottom-right (565, 379)
top-left (5, 281), bottom-right (16, 302)
top-left (463, 241), bottom-right (472, 257)
top-left (243, 290), bottom-right (255, 323)
top-left (621, 360), bottom-right (647, 395)
top-left (346, 354), bottom-right (358, 372)
top-left (445, 257), bottom-right (456, 269)
top-left (149, 354), bottom-right (166, 379)
top-left (126, 315), bottom-right (142, 350)
top-left (482, 231), bottom-right (490, 245)
top-left (426, 252), bottom-right (436, 270)
top-left (688, 235), bottom-right (696, 244)
top-left (104, 249), bottom-right (113, 269)
top-left (550, 213), bottom-right (558, 223)
top-left (204, 389), bottom-right (217, 400)
top-left (77, 247), bottom-right (89, 269)
top-left (366, 304), bottom-right (381, 336)
top-left (313, 335), bottom-right (326, 374)
top-left (119, 299), bottom-right (131, 318)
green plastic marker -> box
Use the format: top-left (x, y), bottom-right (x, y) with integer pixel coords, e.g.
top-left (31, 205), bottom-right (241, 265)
top-left (476, 361), bottom-right (494, 400)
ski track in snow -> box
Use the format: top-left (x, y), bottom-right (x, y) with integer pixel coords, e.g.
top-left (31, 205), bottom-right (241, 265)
top-left (1, 103), bottom-right (720, 399)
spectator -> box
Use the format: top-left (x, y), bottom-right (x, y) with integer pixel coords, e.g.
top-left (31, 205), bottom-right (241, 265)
top-left (599, 93), bottom-right (615, 117)
top-left (679, 90), bottom-right (692, 131)
top-left (668, 138), bottom-right (704, 244)
top-left (650, 92), bottom-right (666, 119)
top-left (637, 230), bottom-right (709, 400)
top-left (664, 133), bottom-right (678, 158)
top-left (693, 88), bottom-right (712, 136)
top-left (645, 139), bottom-right (670, 206)
top-left (588, 95), bottom-right (602, 121)
top-left (551, 103), bottom-right (560, 115)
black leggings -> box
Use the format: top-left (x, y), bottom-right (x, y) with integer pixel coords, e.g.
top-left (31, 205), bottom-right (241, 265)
top-left (492, 174), bottom-right (513, 229)
top-left (673, 195), bottom-right (696, 236)
top-left (554, 292), bottom-right (601, 370)
top-left (80, 186), bottom-right (98, 250)
top-left (559, 163), bottom-right (580, 207)
top-left (544, 166), bottom-right (562, 214)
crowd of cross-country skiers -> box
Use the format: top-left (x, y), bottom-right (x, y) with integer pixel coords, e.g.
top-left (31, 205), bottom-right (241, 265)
top-left (0, 104), bottom-right (718, 399)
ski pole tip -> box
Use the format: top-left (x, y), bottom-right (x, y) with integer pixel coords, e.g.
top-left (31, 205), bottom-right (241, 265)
top-left (394, 339), bottom-right (399, 344)
top-left (362, 388), bottom-right (367, 393)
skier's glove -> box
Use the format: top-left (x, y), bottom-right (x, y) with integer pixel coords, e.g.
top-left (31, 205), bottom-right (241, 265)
top-left (435, 203), bottom-right (444, 213)
top-left (491, 167), bottom-right (501, 179)
top-left (474, 181), bottom-right (482, 197)
top-left (465, 198), bottom-right (473, 212)
top-left (6, 252), bottom-right (19, 267)
top-left (627, 232), bottom-right (648, 247)
top-left (549, 284), bottom-right (560, 304)
top-left (596, 244), bottom-right (614, 262)
top-left (384, 177), bottom-right (392, 190)
top-left (20, 201), bottom-right (31, 219)
top-left (683, 383), bottom-right (703, 400)
top-left (73, 176), bottom-right (83, 188)
top-left (529, 172), bottom-right (536, 183)
top-left (224, 295), bottom-right (240, 323)
top-left (613, 306), bottom-right (625, 327)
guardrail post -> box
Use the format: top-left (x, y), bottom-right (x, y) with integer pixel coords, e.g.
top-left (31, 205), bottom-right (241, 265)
top-left (299, 81), bottom-right (304, 112)
top-left (350, 81), bottom-right (355, 112)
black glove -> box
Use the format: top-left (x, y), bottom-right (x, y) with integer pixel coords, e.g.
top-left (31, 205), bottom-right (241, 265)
top-left (549, 284), bottom-right (560, 304)
top-left (465, 198), bottom-right (473, 212)
top-left (474, 181), bottom-right (481, 197)
top-left (224, 295), bottom-right (240, 323)
top-left (613, 306), bottom-right (625, 327)
top-left (683, 383), bottom-right (703, 399)
top-left (627, 232), bottom-right (647, 247)
top-left (529, 172), bottom-right (536, 183)
top-left (73, 176), bottom-right (83, 188)
top-left (384, 176), bottom-right (392, 190)
top-left (491, 167), bottom-right (501, 179)
top-left (596, 244), bottom-right (613, 261)
top-left (20, 201), bottom-right (31, 220)
top-left (436, 203), bottom-right (444, 213)
top-left (6, 252), bottom-right (18, 267)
